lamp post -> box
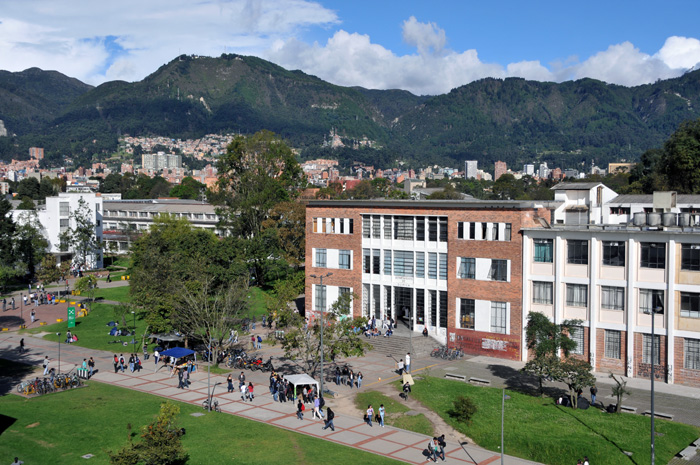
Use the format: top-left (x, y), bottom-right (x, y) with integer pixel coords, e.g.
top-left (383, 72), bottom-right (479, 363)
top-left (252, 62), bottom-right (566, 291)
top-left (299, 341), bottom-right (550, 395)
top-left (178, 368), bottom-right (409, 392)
top-left (56, 332), bottom-right (61, 375)
top-left (20, 292), bottom-right (23, 329)
top-left (650, 305), bottom-right (663, 465)
top-left (310, 272), bottom-right (332, 398)
top-left (131, 311), bottom-right (136, 352)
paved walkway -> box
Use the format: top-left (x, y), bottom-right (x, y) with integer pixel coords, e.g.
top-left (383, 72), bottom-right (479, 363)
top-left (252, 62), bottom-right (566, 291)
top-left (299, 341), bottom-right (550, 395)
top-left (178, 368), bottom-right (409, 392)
top-left (2, 330), bottom-right (540, 465)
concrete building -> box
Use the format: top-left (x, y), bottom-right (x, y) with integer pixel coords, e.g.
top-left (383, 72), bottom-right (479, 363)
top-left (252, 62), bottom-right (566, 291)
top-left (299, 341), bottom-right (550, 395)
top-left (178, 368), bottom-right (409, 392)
top-left (29, 147), bottom-right (44, 160)
top-left (464, 161), bottom-right (478, 180)
top-left (522, 184), bottom-right (700, 388)
top-left (102, 199), bottom-right (221, 253)
top-left (305, 200), bottom-right (549, 360)
top-left (142, 152), bottom-right (182, 172)
top-left (494, 161), bottom-right (507, 181)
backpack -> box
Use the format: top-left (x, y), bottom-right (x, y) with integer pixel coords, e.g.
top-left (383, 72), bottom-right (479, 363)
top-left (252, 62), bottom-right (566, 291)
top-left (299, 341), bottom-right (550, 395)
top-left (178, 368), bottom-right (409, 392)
top-left (301, 403), bottom-right (305, 411)
top-left (319, 396), bottom-right (326, 408)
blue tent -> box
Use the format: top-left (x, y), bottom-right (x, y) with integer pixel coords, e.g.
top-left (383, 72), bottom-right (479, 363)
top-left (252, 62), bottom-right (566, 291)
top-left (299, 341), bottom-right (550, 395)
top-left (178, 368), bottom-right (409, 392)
top-left (160, 347), bottom-right (195, 359)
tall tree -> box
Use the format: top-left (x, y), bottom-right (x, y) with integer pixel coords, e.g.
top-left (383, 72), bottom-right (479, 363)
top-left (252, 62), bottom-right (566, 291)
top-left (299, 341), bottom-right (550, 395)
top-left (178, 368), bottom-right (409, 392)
top-left (662, 118), bottom-right (700, 193)
top-left (60, 197), bottom-right (101, 268)
top-left (216, 130), bottom-right (304, 238)
top-left (37, 254), bottom-right (61, 286)
top-left (261, 201), bottom-right (306, 268)
top-left (13, 210), bottom-right (48, 278)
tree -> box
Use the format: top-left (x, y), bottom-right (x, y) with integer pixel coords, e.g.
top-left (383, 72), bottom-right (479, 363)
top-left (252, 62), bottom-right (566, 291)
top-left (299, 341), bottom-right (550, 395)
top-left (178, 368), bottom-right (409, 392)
top-left (522, 312), bottom-right (581, 396)
top-left (174, 277), bottom-right (249, 363)
top-left (110, 402), bottom-right (188, 465)
top-left (216, 130), bottom-right (304, 238)
top-left (261, 201), bottom-right (306, 268)
top-left (13, 210), bottom-right (48, 278)
top-left (16, 177), bottom-right (40, 200)
top-left (609, 372), bottom-right (630, 413)
top-left (60, 197), bottom-right (101, 269)
top-left (0, 198), bottom-right (19, 291)
top-left (17, 197), bottom-right (35, 210)
top-left (169, 176), bottom-right (205, 200)
top-left (37, 254), bottom-right (61, 286)
top-left (74, 275), bottom-right (98, 312)
top-left (281, 292), bottom-right (370, 378)
top-left (662, 118), bottom-right (700, 193)
top-left (557, 358), bottom-right (595, 410)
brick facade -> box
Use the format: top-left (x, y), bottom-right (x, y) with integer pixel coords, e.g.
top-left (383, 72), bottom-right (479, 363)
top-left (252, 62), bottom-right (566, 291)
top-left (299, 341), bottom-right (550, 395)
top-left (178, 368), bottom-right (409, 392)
top-left (673, 337), bottom-right (700, 387)
top-left (595, 328), bottom-right (627, 375)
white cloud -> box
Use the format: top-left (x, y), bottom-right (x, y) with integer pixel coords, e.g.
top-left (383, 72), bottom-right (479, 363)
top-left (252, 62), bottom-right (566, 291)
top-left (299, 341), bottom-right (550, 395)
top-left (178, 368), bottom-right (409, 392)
top-left (401, 16), bottom-right (446, 55)
top-left (656, 36), bottom-right (700, 70)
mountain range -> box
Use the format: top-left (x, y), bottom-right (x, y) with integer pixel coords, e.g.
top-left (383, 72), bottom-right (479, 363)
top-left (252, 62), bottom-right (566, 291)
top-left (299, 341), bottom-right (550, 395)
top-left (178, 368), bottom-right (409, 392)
top-left (1, 53), bottom-right (700, 170)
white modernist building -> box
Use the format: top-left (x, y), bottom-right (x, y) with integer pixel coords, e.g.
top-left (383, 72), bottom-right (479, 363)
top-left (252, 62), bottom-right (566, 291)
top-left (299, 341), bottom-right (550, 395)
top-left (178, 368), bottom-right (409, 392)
top-left (522, 183), bottom-right (700, 388)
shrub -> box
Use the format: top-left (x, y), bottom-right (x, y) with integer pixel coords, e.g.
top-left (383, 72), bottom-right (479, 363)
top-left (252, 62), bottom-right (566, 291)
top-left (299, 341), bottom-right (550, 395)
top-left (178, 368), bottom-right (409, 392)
top-left (449, 395), bottom-right (477, 424)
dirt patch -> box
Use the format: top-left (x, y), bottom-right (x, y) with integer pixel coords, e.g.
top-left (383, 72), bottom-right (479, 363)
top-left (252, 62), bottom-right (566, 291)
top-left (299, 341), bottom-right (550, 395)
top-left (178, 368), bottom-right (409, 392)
top-left (26, 422), bottom-right (40, 428)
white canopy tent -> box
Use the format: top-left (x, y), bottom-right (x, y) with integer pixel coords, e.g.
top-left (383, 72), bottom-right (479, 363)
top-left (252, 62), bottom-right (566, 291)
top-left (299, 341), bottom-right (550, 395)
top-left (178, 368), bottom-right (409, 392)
top-left (284, 374), bottom-right (319, 395)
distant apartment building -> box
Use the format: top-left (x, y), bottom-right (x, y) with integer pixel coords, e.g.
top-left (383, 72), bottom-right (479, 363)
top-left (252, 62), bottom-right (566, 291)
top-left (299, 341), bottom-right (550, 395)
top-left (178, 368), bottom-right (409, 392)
top-left (29, 147), bottom-right (44, 160)
top-left (142, 152), bottom-right (182, 171)
top-left (464, 160), bottom-right (478, 179)
top-left (523, 164), bottom-right (535, 176)
top-left (306, 199), bottom-right (550, 360)
top-left (494, 161), bottom-right (507, 181)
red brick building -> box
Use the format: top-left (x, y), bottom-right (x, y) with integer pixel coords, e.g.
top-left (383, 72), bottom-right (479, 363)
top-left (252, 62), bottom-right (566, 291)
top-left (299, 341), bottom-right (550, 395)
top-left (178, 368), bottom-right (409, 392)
top-left (306, 200), bottom-right (549, 361)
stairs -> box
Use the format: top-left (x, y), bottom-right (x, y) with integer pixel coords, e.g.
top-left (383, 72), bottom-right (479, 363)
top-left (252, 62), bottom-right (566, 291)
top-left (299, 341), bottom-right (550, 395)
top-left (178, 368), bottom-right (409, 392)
top-left (365, 326), bottom-right (439, 358)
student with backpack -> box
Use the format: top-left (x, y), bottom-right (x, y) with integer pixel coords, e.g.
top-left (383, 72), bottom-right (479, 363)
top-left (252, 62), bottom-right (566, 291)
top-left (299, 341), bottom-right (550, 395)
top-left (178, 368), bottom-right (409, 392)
top-left (297, 398), bottom-right (305, 420)
top-left (322, 407), bottom-right (335, 431)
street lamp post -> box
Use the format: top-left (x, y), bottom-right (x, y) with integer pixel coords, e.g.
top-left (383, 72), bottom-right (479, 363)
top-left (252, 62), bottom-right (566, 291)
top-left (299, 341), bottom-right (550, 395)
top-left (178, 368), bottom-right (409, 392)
top-left (20, 292), bottom-right (23, 329)
top-left (310, 272), bottom-right (332, 398)
top-left (650, 305), bottom-right (663, 465)
top-left (56, 332), bottom-right (61, 374)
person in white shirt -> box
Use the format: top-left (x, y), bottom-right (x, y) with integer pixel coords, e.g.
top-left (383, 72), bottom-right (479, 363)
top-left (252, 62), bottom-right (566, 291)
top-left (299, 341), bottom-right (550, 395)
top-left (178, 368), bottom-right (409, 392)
top-left (405, 352), bottom-right (411, 373)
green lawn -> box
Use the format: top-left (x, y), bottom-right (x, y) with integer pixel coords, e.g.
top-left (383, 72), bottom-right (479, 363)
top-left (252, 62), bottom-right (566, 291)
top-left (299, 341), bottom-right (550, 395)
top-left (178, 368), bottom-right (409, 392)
top-left (247, 286), bottom-right (271, 318)
top-left (92, 285), bottom-right (132, 303)
top-left (0, 382), bottom-right (401, 465)
top-left (25, 302), bottom-right (147, 353)
top-left (355, 391), bottom-right (434, 436)
top-left (407, 377), bottom-right (699, 465)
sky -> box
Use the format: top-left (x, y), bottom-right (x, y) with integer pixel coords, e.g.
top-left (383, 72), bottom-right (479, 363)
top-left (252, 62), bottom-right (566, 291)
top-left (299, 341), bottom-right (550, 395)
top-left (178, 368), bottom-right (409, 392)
top-left (1, 0), bottom-right (700, 96)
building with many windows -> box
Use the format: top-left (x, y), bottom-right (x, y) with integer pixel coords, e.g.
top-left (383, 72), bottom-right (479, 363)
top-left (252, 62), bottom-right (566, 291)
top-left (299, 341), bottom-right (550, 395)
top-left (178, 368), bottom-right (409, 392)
top-left (306, 199), bottom-right (550, 360)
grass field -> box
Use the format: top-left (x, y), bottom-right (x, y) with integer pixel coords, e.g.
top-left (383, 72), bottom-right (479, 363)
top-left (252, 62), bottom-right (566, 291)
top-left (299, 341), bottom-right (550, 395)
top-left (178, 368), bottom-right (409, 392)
top-left (91, 285), bottom-right (132, 303)
top-left (0, 381), bottom-right (403, 465)
top-left (26, 302), bottom-right (148, 353)
top-left (354, 390), bottom-right (434, 436)
top-left (407, 377), bottom-right (699, 465)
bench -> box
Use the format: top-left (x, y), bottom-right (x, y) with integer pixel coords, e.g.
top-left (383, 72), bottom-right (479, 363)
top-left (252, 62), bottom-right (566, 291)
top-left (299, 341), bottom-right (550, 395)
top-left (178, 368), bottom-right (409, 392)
top-left (469, 377), bottom-right (491, 386)
top-left (642, 410), bottom-right (674, 421)
top-left (445, 373), bottom-right (467, 381)
top-left (679, 446), bottom-right (698, 459)
top-left (619, 405), bottom-right (637, 414)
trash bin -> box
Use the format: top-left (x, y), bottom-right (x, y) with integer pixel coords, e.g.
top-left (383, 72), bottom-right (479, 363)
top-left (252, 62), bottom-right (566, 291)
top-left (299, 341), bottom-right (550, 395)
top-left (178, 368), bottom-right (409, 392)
top-left (77, 368), bottom-right (89, 379)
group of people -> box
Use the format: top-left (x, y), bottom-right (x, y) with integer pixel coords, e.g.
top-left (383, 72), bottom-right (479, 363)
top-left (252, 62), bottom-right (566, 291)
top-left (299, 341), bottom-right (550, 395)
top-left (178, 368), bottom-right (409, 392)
top-left (81, 357), bottom-right (96, 378)
top-left (396, 352), bottom-right (412, 375)
top-left (227, 371), bottom-right (255, 401)
top-left (363, 403), bottom-right (386, 427)
top-left (576, 457), bottom-right (590, 465)
top-left (112, 353), bottom-right (143, 373)
top-left (426, 434), bottom-right (447, 462)
top-left (334, 365), bottom-right (363, 389)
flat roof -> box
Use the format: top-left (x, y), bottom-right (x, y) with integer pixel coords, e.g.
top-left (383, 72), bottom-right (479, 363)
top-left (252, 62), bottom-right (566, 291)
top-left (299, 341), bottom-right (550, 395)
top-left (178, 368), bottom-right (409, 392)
top-left (308, 199), bottom-right (540, 209)
top-left (551, 182), bottom-right (602, 190)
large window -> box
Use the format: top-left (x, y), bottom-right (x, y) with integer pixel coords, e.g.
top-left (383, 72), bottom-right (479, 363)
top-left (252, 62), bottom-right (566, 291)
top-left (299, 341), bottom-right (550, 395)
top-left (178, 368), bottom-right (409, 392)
top-left (570, 326), bottom-right (584, 355)
top-left (384, 215), bottom-right (392, 239)
top-left (640, 242), bottom-right (666, 269)
top-left (439, 291), bottom-right (448, 327)
top-left (459, 298), bottom-right (475, 329)
top-left (681, 244), bottom-right (700, 271)
top-left (416, 216), bottom-right (425, 241)
top-left (362, 215), bottom-right (370, 238)
top-left (605, 330), bottom-right (621, 359)
top-left (363, 249), bottom-right (370, 273)
top-left (372, 249), bottom-right (380, 274)
top-left (371, 215), bottom-right (380, 238)
top-left (685, 339), bottom-right (700, 370)
top-left (567, 240), bottom-right (588, 265)
top-left (681, 292), bottom-right (700, 318)
top-left (642, 334), bottom-right (660, 364)
top-left (339, 250), bottom-right (351, 270)
top-left (640, 289), bottom-right (664, 314)
top-left (59, 218), bottom-right (69, 231)
top-left (393, 216), bottom-right (414, 240)
top-left (601, 286), bottom-right (625, 311)
top-left (439, 253), bottom-right (447, 280)
top-left (428, 217), bottom-right (438, 242)
top-left (490, 302), bottom-right (507, 334)
top-left (428, 253), bottom-right (437, 279)
top-left (59, 202), bottom-right (70, 216)
top-left (415, 252), bottom-right (425, 278)
top-left (533, 281), bottom-right (553, 304)
top-left (314, 285), bottom-right (327, 312)
top-left (488, 259), bottom-right (508, 282)
top-left (315, 248), bottom-right (327, 268)
top-left (566, 284), bottom-right (588, 307)
top-left (458, 257), bottom-right (476, 279)
top-left (393, 251), bottom-right (414, 277)
top-left (602, 241), bottom-right (626, 267)
top-left (439, 217), bottom-right (448, 242)
top-left (534, 239), bottom-right (553, 263)
top-left (384, 250), bottom-right (392, 275)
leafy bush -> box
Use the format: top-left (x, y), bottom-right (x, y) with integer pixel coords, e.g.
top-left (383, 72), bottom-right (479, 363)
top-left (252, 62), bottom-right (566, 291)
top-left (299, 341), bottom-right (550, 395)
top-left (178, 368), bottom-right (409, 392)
top-left (449, 395), bottom-right (477, 424)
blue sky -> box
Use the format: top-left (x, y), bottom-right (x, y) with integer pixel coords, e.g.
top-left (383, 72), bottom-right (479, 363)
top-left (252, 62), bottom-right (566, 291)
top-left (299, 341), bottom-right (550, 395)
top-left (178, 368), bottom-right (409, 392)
top-left (1, 0), bottom-right (699, 95)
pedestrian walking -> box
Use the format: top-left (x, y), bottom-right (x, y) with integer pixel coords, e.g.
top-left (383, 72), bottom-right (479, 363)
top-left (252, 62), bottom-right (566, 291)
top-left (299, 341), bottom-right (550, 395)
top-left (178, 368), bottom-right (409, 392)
top-left (365, 405), bottom-right (374, 427)
top-left (397, 359), bottom-right (404, 375)
top-left (30, 309), bottom-right (36, 324)
top-left (379, 404), bottom-right (385, 427)
top-left (436, 435), bottom-right (446, 461)
top-left (177, 368), bottom-right (186, 389)
top-left (335, 366), bottom-right (341, 385)
top-left (113, 354), bottom-right (119, 373)
top-left (119, 354), bottom-right (126, 372)
top-left (88, 357), bottom-right (95, 378)
top-left (348, 369), bottom-right (354, 389)
top-left (323, 407), bottom-right (335, 431)
top-left (426, 438), bottom-right (438, 462)
top-left (313, 396), bottom-right (322, 419)
top-left (11, 296), bottom-right (15, 310)
top-left (240, 382), bottom-right (248, 401)
top-left (129, 354), bottom-right (135, 372)
top-left (356, 371), bottom-right (363, 388)
top-left (256, 334), bottom-right (262, 349)
top-left (154, 349), bottom-right (160, 366)
top-left (42, 356), bottom-right (49, 375)
top-left (297, 398), bottom-right (305, 420)
top-left (2, 297), bottom-right (5, 311)
top-left (405, 352), bottom-right (411, 373)
top-left (247, 382), bottom-right (254, 401)
top-left (19, 338), bottom-right (25, 354)
top-left (227, 374), bottom-right (234, 393)
top-left (250, 334), bottom-right (255, 350)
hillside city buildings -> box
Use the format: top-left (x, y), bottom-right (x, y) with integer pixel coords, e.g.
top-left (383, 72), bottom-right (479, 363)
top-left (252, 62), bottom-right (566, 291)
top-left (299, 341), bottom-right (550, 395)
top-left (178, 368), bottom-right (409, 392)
top-left (306, 183), bottom-right (700, 388)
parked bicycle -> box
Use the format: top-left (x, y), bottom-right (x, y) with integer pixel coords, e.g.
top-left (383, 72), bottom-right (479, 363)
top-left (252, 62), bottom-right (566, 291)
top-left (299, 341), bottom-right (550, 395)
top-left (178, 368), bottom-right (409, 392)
top-left (202, 397), bottom-right (221, 412)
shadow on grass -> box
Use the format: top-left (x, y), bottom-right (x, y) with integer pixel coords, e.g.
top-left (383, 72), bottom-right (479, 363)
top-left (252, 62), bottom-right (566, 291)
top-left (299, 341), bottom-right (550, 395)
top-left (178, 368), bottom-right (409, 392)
top-left (0, 354), bottom-right (37, 396)
top-left (485, 363), bottom-right (567, 399)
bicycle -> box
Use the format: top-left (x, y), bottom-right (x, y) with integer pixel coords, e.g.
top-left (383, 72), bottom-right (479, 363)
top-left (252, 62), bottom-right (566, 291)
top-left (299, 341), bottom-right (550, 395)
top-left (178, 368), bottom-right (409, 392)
top-left (202, 398), bottom-right (221, 412)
